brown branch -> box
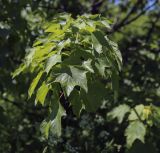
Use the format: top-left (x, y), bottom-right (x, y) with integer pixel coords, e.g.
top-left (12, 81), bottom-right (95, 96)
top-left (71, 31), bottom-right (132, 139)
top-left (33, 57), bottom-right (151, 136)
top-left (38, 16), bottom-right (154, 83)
top-left (124, 0), bottom-right (158, 25)
top-left (91, 0), bottom-right (103, 14)
top-left (112, 0), bottom-right (141, 31)
top-left (109, 0), bottom-right (158, 34)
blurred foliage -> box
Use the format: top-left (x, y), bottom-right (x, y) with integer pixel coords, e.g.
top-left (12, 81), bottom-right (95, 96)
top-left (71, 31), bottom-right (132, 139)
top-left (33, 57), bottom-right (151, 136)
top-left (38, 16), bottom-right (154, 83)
top-left (0, 0), bottom-right (160, 153)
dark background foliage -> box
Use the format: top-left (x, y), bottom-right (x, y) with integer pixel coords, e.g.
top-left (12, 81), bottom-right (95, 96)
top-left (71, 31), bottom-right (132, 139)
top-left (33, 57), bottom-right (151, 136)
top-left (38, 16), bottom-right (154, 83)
top-left (0, 0), bottom-right (160, 153)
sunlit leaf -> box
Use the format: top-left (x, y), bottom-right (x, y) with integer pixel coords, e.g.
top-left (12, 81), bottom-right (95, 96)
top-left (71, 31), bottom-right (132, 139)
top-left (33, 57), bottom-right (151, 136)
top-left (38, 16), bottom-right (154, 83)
top-left (28, 71), bottom-right (43, 97)
top-left (108, 104), bottom-right (130, 123)
top-left (36, 82), bottom-right (49, 105)
top-left (45, 54), bottom-right (61, 73)
top-left (125, 121), bottom-right (146, 147)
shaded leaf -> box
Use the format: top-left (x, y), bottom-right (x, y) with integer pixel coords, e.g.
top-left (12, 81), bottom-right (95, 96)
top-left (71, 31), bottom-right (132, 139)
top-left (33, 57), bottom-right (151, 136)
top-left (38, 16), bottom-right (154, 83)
top-left (82, 59), bottom-right (94, 73)
top-left (82, 81), bottom-right (106, 112)
top-left (128, 141), bottom-right (157, 153)
top-left (54, 73), bottom-right (75, 96)
top-left (70, 90), bottom-right (83, 117)
top-left (12, 64), bottom-right (26, 78)
top-left (70, 66), bottom-right (88, 93)
top-left (50, 102), bottom-right (66, 137)
top-left (40, 120), bottom-right (51, 139)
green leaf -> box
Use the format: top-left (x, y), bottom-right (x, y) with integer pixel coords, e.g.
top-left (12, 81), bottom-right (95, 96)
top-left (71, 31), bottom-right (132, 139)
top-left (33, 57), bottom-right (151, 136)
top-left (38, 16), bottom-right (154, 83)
top-left (12, 64), bottom-right (26, 78)
top-left (54, 73), bottom-right (75, 96)
top-left (91, 31), bottom-right (103, 54)
top-left (70, 90), bottom-right (83, 117)
top-left (105, 38), bottom-right (122, 71)
top-left (95, 57), bottom-right (110, 77)
top-left (50, 102), bottom-right (66, 137)
top-left (40, 120), bottom-right (51, 139)
top-left (45, 23), bottom-right (61, 33)
top-left (101, 20), bottom-right (111, 29)
top-left (33, 43), bottom-right (55, 60)
top-left (82, 59), bottom-right (94, 73)
top-left (57, 39), bottom-right (71, 54)
top-left (36, 82), bottom-right (49, 105)
top-left (70, 66), bottom-right (88, 93)
top-left (125, 121), bottom-right (146, 147)
top-left (82, 81), bottom-right (106, 112)
top-left (45, 54), bottom-right (61, 73)
top-left (108, 104), bottom-right (130, 123)
top-left (28, 71), bottom-right (43, 97)
top-left (54, 66), bottom-right (87, 96)
top-left (129, 105), bottom-right (144, 121)
top-left (42, 146), bottom-right (48, 153)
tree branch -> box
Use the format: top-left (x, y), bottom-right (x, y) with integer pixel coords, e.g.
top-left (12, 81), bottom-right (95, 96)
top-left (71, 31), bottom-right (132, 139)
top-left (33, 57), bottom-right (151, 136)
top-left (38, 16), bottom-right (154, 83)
top-left (124, 0), bottom-right (158, 26)
top-left (109, 0), bottom-right (158, 34)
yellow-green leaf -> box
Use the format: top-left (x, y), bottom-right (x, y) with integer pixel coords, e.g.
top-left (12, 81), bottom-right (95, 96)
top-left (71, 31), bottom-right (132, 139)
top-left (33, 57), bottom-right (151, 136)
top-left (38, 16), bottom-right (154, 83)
top-left (36, 82), bottom-right (49, 105)
top-left (28, 71), bottom-right (43, 97)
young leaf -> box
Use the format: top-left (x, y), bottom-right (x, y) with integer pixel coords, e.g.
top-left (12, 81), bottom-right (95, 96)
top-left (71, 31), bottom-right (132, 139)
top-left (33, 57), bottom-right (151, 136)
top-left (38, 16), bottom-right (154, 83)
top-left (36, 82), bottom-right (49, 105)
top-left (28, 71), bottom-right (43, 97)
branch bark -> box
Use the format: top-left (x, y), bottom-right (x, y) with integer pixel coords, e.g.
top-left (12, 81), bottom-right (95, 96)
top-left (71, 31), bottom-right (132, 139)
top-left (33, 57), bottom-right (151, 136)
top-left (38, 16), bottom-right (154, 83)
top-left (109, 0), bottom-right (158, 34)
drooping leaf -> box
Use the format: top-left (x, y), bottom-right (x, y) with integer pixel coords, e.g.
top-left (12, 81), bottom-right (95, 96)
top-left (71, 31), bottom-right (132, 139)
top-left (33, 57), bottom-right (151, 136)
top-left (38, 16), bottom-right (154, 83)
top-left (50, 102), bottom-right (66, 137)
top-left (12, 64), bottom-right (26, 78)
top-left (36, 82), bottom-right (49, 105)
top-left (54, 66), bottom-right (88, 96)
top-left (40, 120), bottom-right (51, 139)
top-left (82, 59), bottom-right (94, 73)
top-left (91, 31), bottom-right (103, 54)
top-left (70, 90), bottom-right (83, 117)
top-left (95, 57), bottom-right (110, 77)
top-left (54, 72), bottom-right (75, 96)
top-left (70, 66), bottom-right (88, 93)
top-left (125, 121), bottom-right (146, 147)
top-left (45, 54), bottom-right (61, 73)
top-left (28, 71), bottom-right (43, 97)
top-left (82, 81), bottom-right (106, 112)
